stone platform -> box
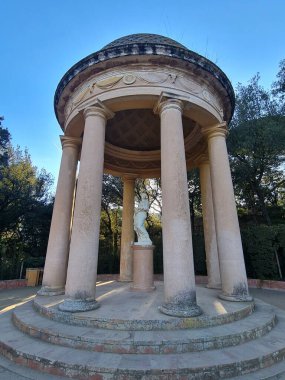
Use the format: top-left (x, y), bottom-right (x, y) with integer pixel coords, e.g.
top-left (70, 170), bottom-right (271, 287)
top-left (1, 281), bottom-right (285, 379)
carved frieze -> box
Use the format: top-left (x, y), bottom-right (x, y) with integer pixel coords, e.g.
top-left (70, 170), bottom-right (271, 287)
top-left (64, 67), bottom-right (225, 122)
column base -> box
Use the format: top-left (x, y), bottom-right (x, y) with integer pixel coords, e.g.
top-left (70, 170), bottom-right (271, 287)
top-left (207, 282), bottom-right (222, 290)
top-left (118, 278), bottom-right (132, 282)
top-left (158, 302), bottom-right (202, 318)
top-left (58, 298), bottom-right (100, 313)
top-left (130, 284), bottom-right (156, 292)
top-left (37, 286), bottom-right (65, 296)
top-left (219, 293), bottom-right (253, 302)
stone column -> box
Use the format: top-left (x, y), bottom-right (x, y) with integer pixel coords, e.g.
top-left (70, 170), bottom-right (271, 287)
top-left (38, 136), bottom-right (81, 296)
top-left (119, 176), bottom-right (135, 282)
top-left (157, 98), bottom-right (202, 317)
top-left (204, 123), bottom-right (252, 301)
top-left (59, 104), bottom-right (114, 312)
top-left (199, 158), bottom-right (221, 289)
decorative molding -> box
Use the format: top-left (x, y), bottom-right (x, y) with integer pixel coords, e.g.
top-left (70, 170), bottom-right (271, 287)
top-left (96, 76), bottom-right (123, 89)
top-left (82, 99), bottom-right (115, 120)
top-left (64, 67), bottom-right (225, 122)
top-left (197, 153), bottom-right (210, 166)
top-left (153, 91), bottom-right (186, 115)
top-left (201, 122), bottom-right (228, 139)
top-left (105, 142), bottom-right (160, 162)
top-left (60, 135), bottom-right (82, 150)
top-left (54, 35), bottom-right (235, 128)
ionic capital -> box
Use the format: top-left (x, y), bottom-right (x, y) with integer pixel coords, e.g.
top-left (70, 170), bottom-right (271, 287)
top-left (201, 122), bottom-right (228, 140)
top-left (197, 153), bottom-right (210, 167)
top-left (60, 136), bottom-right (82, 150)
top-left (122, 174), bottom-right (137, 183)
top-left (83, 100), bottom-right (114, 121)
top-left (154, 92), bottom-right (184, 116)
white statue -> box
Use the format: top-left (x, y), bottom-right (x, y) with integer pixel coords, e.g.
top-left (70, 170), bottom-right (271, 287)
top-left (134, 192), bottom-right (152, 246)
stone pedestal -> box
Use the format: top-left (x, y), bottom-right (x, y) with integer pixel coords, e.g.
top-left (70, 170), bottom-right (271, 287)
top-left (130, 245), bottom-right (155, 292)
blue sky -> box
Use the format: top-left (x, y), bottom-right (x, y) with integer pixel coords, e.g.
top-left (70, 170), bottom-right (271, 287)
top-left (1, 0), bottom-right (284, 191)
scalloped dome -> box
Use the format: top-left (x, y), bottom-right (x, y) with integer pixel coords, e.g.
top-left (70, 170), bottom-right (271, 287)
top-left (102, 33), bottom-right (187, 50)
top-left (54, 33), bottom-right (235, 126)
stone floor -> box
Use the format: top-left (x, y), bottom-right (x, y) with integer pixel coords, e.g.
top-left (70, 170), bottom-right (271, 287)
top-left (0, 282), bottom-right (285, 379)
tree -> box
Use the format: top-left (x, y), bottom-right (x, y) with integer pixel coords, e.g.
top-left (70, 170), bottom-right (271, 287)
top-left (100, 174), bottom-right (123, 251)
top-left (0, 122), bottom-right (53, 279)
top-left (227, 74), bottom-right (285, 225)
top-left (187, 169), bottom-right (201, 232)
top-left (0, 117), bottom-right (10, 168)
top-left (272, 59), bottom-right (285, 105)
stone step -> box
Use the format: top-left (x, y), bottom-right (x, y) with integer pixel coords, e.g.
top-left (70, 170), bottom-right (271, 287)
top-left (231, 359), bottom-right (285, 379)
top-left (12, 300), bottom-right (276, 354)
top-left (33, 283), bottom-right (255, 331)
top-left (1, 309), bottom-right (285, 379)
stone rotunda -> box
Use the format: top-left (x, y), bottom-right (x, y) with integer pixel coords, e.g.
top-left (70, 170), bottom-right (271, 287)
top-left (39, 33), bottom-right (252, 315)
top-left (1, 33), bottom-right (285, 380)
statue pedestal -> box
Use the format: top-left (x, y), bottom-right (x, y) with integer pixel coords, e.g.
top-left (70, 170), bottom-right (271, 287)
top-left (130, 245), bottom-right (155, 292)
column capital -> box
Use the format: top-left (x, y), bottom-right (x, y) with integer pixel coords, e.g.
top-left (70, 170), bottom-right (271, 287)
top-left (201, 122), bottom-right (228, 140)
top-left (153, 92), bottom-right (184, 115)
top-left (122, 174), bottom-right (137, 183)
top-left (83, 100), bottom-right (114, 121)
top-left (60, 136), bottom-right (82, 150)
top-left (197, 153), bottom-right (210, 166)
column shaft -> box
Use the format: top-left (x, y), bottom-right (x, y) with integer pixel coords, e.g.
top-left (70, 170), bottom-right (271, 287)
top-left (39, 136), bottom-right (80, 296)
top-left (119, 177), bottom-right (135, 282)
top-left (59, 105), bottom-right (112, 312)
top-left (158, 99), bottom-right (201, 317)
top-left (206, 125), bottom-right (252, 301)
top-left (199, 161), bottom-right (221, 289)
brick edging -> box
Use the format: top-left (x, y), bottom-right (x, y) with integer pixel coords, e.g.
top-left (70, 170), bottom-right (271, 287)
top-left (1, 275), bottom-right (284, 292)
top-left (97, 275), bottom-right (285, 292)
top-left (0, 279), bottom-right (27, 290)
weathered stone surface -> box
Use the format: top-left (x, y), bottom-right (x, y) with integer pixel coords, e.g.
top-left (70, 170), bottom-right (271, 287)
top-left (12, 299), bottom-right (276, 354)
top-left (1, 283), bottom-right (285, 379)
top-left (33, 283), bottom-right (254, 331)
top-left (1, 307), bottom-right (285, 379)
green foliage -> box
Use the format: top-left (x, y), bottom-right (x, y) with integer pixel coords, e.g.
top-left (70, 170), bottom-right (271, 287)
top-left (241, 225), bottom-right (285, 280)
top-left (192, 233), bottom-right (207, 275)
top-left (272, 59), bottom-right (285, 105)
top-left (0, 123), bottom-right (53, 280)
top-left (98, 239), bottom-right (119, 274)
top-left (187, 169), bottom-right (202, 232)
top-left (147, 213), bottom-right (163, 274)
top-left (0, 122), bottom-right (10, 167)
top-left (228, 73), bottom-right (285, 224)
top-left (98, 207), bottom-right (122, 274)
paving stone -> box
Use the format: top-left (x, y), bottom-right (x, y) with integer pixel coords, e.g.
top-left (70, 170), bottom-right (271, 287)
top-left (12, 298), bottom-right (276, 354)
top-left (1, 282), bottom-right (285, 379)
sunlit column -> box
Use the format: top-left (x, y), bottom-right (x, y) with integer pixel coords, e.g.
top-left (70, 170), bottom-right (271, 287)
top-left (204, 123), bottom-right (252, 301)
top-left (199, 157), bottom-right (221, 289)
top-left (59, 104), bottom-right (114, 312)
top-left (38, 136), bottom-right (81, 296)
top-left (157, 98), bottom-right (202, 317)
top-left (119, 176), bottom-right (135, 282)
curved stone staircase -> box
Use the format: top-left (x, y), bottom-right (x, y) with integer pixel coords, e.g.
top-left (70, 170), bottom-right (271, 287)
top-left (0, 281), bottom-right (285, 379)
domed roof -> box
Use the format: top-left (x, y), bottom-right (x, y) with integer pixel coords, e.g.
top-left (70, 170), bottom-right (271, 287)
top-left (102, 33), bottom-right (187, 50)
top-left (54, 33), bottom-right (235, 125)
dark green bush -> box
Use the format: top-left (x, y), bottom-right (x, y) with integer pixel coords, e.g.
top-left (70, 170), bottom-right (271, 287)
top-left (241, 224), bottom-right (285, 280)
